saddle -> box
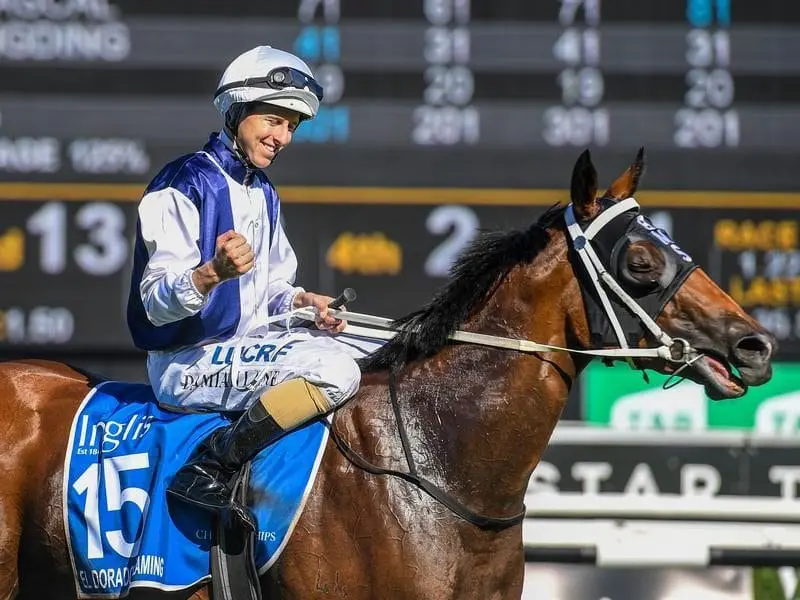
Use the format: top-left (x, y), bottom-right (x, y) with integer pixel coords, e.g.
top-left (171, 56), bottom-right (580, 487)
top-left (64, 381), bottom-right (329, 600)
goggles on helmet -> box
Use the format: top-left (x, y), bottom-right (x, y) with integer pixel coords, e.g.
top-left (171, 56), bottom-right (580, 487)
top-left (214, 66), bottom-right (324, 103)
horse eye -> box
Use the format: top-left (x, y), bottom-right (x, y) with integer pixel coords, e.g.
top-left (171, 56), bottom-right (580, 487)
top-left (627, 254), bottom-right (652, 274)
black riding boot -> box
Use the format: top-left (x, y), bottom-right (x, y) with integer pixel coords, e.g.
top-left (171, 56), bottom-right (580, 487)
top-left (166, 400), bottom-right (286, 530)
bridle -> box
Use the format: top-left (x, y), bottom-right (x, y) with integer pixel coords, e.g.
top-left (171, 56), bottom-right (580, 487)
top-left (273, 197), bottom-right (707, 530)
top-left (563, 197), bottom-right (700, 371)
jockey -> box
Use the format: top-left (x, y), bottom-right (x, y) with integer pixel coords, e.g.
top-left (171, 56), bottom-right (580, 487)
top-left (126, 46), bottom-right (361, 525)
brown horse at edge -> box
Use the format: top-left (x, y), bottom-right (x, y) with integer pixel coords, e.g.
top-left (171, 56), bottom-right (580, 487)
top-left (0, 150), bottom-right (776, 599)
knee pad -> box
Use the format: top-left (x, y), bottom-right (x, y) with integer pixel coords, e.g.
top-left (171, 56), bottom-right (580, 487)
top-left (258, 378), bottom-right (332, 430)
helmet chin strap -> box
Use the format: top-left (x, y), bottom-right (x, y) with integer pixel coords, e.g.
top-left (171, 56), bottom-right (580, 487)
top-left (223, 104), bottom-right (263, 182)
top-left (223, 124), bottom-right (259, 175)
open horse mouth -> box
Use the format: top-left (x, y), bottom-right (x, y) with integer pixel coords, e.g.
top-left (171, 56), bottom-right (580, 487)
top-left (687, 349), bottom-right (746, 400)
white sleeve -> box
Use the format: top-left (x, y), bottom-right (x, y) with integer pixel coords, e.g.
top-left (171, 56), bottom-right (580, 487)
top-left (267, 216), bottom-right (304, 316)
top-left (138, 188), bottom-right (207, 326)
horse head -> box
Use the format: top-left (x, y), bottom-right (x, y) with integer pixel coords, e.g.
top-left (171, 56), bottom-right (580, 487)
top-left (567, 147), bottom-right (776, 399)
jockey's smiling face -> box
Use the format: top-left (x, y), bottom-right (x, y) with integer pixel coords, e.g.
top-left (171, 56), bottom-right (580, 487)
top-left (236, 105), bottom-right (301, 169)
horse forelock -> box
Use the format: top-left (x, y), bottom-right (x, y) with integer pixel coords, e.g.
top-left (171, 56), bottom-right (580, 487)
top-left (359, 204), bottom-right (567, 373)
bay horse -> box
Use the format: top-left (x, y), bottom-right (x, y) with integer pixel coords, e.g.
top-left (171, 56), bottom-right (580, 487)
top-left (1, 149), bottom-right (775, 600)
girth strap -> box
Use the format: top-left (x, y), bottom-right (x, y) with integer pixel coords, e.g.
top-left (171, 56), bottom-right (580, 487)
top-left (328, 370), bottom-right (525, 531)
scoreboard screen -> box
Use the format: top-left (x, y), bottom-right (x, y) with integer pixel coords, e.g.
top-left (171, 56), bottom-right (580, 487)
top-left (0, 0), bottom-right (798, 188)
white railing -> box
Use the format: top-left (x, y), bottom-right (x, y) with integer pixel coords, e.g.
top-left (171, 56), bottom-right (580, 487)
top-left (525, 492), bottom-right (800, 523)
top-left (522, 493), bottom-right (800, 566)
top-left (522, 518), bottom-right (800, 567)
top-left (522, 424), bottom-right (800, 567)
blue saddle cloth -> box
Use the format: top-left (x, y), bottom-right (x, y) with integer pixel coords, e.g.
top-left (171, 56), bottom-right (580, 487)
top-left (64, 381), bottom-right (328, 598)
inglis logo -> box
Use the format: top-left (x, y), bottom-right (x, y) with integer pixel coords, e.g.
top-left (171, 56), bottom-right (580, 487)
top-left (210, 342), bottom-right (296, 366)
top-left (74, 414), bottom-right (154, 455)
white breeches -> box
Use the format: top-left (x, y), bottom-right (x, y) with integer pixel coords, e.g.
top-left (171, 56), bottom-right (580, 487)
top-left (147, 327), bottom-right (378, 412)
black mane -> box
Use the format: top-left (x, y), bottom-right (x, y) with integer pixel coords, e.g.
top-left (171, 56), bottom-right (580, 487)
top-left (359, 204), bottom-right (566, 373)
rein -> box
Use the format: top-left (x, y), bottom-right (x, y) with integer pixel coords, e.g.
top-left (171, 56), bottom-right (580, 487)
top-left (290, 308), bottom-right (693, 363)
top-left (282, 307), bottom-right (692, 532)
top-left (327, 371), bottom-right (526, 531)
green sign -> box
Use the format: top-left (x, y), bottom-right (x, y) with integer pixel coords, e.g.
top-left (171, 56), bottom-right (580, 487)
top-left (583, 362), bottom-right (800, 434)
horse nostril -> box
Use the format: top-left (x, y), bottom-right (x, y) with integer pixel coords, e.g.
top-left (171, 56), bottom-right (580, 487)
top-left (733, 334), bottom-right (773, 365)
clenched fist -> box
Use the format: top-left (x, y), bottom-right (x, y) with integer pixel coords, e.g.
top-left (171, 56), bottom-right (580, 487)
top-left (212, 230), bottom-right (254, 281)
top-left (191, 230), bottom-right (254, 295)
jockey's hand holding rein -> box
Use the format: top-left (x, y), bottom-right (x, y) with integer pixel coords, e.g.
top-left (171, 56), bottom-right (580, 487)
top-left (292, 291), bottom-right (347, 333)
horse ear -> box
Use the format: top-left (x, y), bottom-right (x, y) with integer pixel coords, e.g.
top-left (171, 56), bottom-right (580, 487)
top-left (603, 146), bottom-right (646, 200)
top-left (570, 149), bottom-right (600, 220)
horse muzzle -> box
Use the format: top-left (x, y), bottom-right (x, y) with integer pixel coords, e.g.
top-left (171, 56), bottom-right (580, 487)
top-left (731, 331), bottom-right (777, 386)
top-left (688, 327), bottom-right (776, 401)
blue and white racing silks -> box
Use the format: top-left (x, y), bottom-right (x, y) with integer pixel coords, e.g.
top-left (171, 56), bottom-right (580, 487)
top-left (126, 130), bottom-right (302, 352)
top-left (126, 131), bottom-right (363, 412)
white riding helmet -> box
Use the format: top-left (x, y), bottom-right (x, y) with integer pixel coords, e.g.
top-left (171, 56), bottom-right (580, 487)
top-left (213, 46), bottom-right (323, 120)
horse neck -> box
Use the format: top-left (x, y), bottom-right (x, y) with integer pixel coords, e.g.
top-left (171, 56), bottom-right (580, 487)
top-left (393, 232), bottom-right (580, 518)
